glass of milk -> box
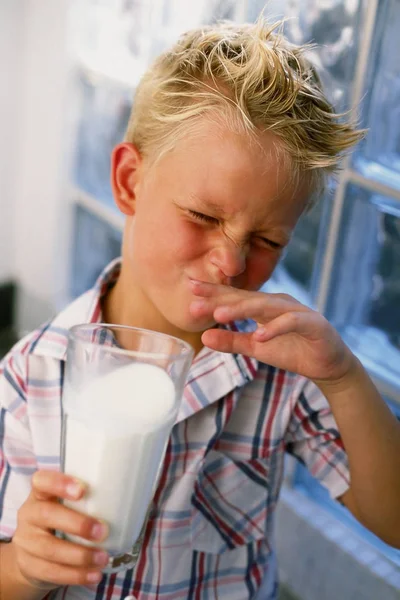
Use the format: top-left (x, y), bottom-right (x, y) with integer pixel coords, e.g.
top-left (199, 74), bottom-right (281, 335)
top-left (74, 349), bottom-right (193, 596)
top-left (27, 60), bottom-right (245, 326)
top-left (60, 323), bottom-right (194, 573)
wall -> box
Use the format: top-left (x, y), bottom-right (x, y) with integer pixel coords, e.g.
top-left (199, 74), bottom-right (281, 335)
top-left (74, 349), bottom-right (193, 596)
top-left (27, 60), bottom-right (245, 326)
top-left (9, 0), bottom-right (72, 333)
top-left (0, 2), bottom-right (21, 283)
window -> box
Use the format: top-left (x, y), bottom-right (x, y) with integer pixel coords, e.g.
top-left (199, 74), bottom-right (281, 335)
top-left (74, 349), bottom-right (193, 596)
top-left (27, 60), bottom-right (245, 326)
top-left (72, 72), bottom-right (132, 211)
top-left (264, 0), bottom-right (400, 403)
top-left (263, 0), bottom-right (364, 304)
top-left (326, 186), bottom-right (400, 389)
top-left (265, 0), bottom-right (400, 569)
top-left (354, 0), bottom-right (400, 185)
top-left (71, 205), bottom-right (122, 299)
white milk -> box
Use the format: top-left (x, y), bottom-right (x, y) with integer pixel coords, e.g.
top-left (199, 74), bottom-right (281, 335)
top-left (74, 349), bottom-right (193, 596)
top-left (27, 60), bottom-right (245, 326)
top-left (62, 362), bottom-right (176, 554)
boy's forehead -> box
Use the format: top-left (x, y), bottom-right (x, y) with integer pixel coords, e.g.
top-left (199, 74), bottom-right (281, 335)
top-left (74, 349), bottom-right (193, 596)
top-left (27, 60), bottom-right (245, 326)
top-left (162, 114), bottom-right (272, 154)
top-left (150, 117), bottom-right (310, 219)
top-left (187, 193), bottom-right (226, 215)
top-left (163, 120), bottom-right (289, 180)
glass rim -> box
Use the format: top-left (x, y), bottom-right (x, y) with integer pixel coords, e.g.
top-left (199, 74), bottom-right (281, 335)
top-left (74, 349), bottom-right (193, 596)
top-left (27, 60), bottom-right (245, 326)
top-left (69, 323), bottom-right (194, 362)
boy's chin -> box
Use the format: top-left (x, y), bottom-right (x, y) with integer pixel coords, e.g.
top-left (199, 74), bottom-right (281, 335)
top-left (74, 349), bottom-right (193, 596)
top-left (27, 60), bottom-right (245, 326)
top-left (177, 313), bottom-right (217, 335)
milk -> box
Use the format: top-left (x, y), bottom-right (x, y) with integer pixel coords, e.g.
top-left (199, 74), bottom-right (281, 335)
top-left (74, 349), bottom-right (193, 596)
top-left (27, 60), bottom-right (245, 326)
top-left (62, 362), bottom-right (176, 554)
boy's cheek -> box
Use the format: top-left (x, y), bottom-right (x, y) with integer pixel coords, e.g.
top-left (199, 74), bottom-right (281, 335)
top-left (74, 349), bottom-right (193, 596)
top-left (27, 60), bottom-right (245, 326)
top-left (239, 256), bottom-right (277, 291)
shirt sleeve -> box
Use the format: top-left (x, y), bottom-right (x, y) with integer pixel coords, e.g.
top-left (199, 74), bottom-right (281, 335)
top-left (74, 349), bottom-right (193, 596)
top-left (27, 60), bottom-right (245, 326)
top-left (284, 375), bottom-right (350, 499)
top-left (0, 349), bottom-right (37, 540)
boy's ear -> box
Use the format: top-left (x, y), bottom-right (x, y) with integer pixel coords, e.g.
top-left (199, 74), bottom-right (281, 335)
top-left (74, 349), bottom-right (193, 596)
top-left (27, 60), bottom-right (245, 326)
top-left (111, 143), bottom-right (143, 216)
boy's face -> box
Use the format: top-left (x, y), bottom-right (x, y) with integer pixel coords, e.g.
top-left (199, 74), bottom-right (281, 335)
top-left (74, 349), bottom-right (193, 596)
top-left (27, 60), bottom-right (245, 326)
top-left (112, 119), bottom-right (309, 338)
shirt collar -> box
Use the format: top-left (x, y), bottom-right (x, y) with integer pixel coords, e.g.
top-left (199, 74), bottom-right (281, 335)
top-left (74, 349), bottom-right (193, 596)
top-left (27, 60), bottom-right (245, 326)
top-left (30, 258), bottom-right (121, 361)
top-left (176, 339), bottom-right (257, 423)
top-left (31, 259), bottom-right (258, 418)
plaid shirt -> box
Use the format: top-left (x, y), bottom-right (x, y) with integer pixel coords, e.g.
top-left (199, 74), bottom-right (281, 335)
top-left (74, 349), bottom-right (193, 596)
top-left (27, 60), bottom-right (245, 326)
top-left (0, 259), bottom-right (349, 600)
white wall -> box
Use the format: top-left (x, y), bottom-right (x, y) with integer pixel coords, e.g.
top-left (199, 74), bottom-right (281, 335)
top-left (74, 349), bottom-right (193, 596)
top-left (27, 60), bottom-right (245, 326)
top-left (5, 0), bottom-right (73, 332)
top-left (0, 2), bottom-right (21, 283)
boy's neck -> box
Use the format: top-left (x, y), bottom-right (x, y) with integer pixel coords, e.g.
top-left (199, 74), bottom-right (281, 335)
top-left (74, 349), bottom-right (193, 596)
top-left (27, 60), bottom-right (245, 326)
top-left (101, 271), bottom-right (204, 355)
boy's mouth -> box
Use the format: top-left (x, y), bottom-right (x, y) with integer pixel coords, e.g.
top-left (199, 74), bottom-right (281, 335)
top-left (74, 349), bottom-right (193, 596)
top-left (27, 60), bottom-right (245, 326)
top-left (188, 275), bottom-right (231, 287)
top-left (188, 277), bottom-right (206, 286)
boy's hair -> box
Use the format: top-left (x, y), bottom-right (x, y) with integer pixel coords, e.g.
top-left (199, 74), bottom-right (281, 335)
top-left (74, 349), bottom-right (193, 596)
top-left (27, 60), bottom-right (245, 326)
top-left (125, 17), bottom-right (364, 199)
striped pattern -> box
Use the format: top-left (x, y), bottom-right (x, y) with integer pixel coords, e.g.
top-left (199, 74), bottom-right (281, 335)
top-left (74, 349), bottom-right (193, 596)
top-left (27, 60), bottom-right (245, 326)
top-left (0, 260), bottom-right (349, 599)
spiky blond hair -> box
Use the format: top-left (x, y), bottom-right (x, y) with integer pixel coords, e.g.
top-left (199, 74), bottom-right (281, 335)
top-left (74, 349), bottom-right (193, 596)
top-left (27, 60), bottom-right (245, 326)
top-left (125, 18), bottom-right (364, 198)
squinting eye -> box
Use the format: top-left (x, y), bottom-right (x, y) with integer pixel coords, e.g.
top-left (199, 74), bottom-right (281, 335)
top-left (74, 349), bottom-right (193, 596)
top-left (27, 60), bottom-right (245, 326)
top-left (188, 210), bottom-right (219, 224)
top-left (257, 237), bottom-right (282, 250)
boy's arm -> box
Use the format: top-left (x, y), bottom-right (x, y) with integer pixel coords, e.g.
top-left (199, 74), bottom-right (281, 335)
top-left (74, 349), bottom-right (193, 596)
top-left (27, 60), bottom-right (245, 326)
top-left (189, 281), bottom-right (400, 548)
top-left (318, 358), bottom-right (400, 548)
top-left (0, 354), bottom-right (45, 600)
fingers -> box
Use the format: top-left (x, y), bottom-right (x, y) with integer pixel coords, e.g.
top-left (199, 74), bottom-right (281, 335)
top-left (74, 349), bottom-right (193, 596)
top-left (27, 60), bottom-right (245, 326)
top-left (254, 312), bottom-right (309, 343)
top-left (190, 280), bottom-right (299, 305)
top-left (21, 499), bottom-right (108, 543)
top-left (191, 293), bottom-right (303, 325)
top-left (201, 329), bottom-right (258, 356)
top-left (202, 312), bottom-right (323, 357)
top-left (16, 550), bottom-right (104, 586)
top-left (27, 470), bottom-right (108, 546)
top-left (214, 298), bottom-right (285, 324)
top-left (14, 528), bottom-right (109, 569)
top-left (12, 470), bottom-right (112, 591)
top-left (189, 280), bottom-right (228, 298)
top-left (32, 470), bottom-right (86, 502)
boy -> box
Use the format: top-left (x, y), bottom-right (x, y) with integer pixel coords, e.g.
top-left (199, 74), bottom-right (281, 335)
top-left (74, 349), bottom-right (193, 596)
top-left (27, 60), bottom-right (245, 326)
top-left (1, 17), bottom-right (400, 600)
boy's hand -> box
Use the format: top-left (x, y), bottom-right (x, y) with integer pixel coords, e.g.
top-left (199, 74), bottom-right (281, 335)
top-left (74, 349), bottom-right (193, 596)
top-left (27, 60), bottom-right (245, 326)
top-left (11, 470), bottom-right (109, 592)
top-left (190, 282), bottom-right (356, 387)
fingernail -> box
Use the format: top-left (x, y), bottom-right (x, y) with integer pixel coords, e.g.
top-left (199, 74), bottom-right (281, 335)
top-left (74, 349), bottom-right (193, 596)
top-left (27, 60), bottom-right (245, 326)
top-left (254, 327), bottom-right (267, 340)
top-left (32, 471), bottom-right (42, 487)
top-left (93, 551), bottom-right (109, 566)
top-left (66, 481), bottom-right (83, 499)
top-left (91, 522), bottom-right (108, 541)
top-left (87, 571), bottom-right (103, 583)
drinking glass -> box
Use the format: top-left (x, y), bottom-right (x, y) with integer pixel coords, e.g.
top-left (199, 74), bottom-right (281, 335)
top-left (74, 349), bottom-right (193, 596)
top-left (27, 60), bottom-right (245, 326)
top-left (60, 324), bottom-right (194, 573)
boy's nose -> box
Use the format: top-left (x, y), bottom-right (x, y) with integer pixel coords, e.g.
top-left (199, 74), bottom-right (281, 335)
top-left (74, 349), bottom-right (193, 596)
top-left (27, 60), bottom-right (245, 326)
top-left (208, 239), bottom-right (247, 282)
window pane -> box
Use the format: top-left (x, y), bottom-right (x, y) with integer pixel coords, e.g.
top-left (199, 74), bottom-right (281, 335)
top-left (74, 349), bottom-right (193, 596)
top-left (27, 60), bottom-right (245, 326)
top-left (282, 201), bottom-right (325, 290)
top-left (281, 0), bottom-right (364, 110)
top-left (160, 0), bottom-right (233, 28)
top-left (70, 0), bottom-right (152, 72)
top-left (72, 71), bottom-right (132, 209)
top-left (263, 199), bottom-right (328, 305)
top-left (70, 205), bottom-right (122, 299)
top-left (259, 0), bottom-right (364, 303)
top-left (247, 0), bottom-right (286, 22)
top-left (152, 0), bottom-right (245, 56)
top-left (354, 0), bottom-right (400, 188)
top-left (326, 185), bottom-right (400, 389)
top-left (203, 0), bottom-right (238, 21)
